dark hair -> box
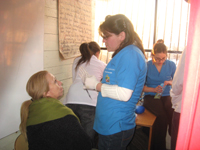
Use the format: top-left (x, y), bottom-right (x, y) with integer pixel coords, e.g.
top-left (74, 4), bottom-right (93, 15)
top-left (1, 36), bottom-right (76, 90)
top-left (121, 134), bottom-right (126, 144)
top-left (75, 41), bottom-right (100, 70)
top-left (99, 14), bottom-right (146, 58)
top-left (152, 43), bottom-right (167, 55)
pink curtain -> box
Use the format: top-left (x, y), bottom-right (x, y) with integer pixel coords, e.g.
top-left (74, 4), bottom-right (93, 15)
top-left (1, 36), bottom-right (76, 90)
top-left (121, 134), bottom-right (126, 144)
top-left (176, 0), bottom-right (200, 149)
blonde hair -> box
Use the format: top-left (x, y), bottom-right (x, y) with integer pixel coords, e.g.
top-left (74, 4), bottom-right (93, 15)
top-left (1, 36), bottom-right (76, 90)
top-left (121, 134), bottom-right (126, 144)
top-left (19, 100), bottom-right (32, 140)
top-left (19, 71), bottom-right (49, 139)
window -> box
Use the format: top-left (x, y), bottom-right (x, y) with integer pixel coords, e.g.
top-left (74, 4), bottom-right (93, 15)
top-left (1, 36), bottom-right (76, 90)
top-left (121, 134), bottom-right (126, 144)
top-left (94, 0), bottom-right (190, 64)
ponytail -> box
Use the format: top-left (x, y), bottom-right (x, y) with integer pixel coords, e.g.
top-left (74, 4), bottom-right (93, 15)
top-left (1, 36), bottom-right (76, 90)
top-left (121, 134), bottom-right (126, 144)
top-left (19, 100), bottom-right (32, 140)
top-left (75, 42), bottom-right (100, 70)
top-left (19, 70), bottom-right (49, 140)
top-left (75, 43), bottom-right (92, 71)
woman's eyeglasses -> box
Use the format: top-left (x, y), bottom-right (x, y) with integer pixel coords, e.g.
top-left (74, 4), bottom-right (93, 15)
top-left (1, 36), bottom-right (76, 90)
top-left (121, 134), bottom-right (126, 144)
top-left (102, 34), bottom-right (112, 40)
top-left (153, 56), bottom-right (166, 62)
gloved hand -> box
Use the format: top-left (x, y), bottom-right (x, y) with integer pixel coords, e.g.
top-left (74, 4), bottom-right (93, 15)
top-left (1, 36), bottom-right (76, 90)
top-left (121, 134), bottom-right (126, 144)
top-left (78, 66), bottom-right (99, 90)
top-left (85, 75), bottom-right (99, 90)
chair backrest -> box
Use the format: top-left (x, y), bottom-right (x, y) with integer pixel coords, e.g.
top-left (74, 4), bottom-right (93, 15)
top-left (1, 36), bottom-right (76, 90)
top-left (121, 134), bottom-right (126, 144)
top-left (14, 134), bottom-right (28, 150)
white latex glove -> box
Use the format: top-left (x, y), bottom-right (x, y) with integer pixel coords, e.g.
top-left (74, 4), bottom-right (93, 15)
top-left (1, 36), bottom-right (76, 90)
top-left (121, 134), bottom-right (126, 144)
top-left (78, 66), bottom-right (99, 90)
top-left (85, 75), bottom-right (99, 90)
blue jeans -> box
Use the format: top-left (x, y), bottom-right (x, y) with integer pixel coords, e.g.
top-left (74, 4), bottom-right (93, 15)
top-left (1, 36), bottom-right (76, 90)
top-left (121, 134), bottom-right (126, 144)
top-left (98, 128), bottom-right (135, 150)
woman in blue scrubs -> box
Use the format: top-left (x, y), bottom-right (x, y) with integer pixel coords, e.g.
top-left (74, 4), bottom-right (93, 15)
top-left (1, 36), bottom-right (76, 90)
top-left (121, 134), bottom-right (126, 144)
top-left (82, 14), bottom-right (147, 150)
top-left (143, 42), bottom-right (176, 150)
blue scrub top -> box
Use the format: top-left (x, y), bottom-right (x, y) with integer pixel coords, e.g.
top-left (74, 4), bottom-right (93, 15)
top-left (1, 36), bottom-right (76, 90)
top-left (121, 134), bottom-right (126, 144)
top-left (93, 45), bottom-right (147, 135)
top-left (145, 60), bottom-right (176, 96)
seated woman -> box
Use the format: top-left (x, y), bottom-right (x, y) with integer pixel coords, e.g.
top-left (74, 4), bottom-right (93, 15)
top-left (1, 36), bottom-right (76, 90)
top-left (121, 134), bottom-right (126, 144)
top-left (143, 42), bottom-right (176, 150)
top-left (19, 71), bottom-right (92, 150)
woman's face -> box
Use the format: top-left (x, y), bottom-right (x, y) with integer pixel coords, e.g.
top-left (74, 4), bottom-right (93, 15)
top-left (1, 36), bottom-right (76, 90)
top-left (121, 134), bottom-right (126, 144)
top-left (102, 31), bottom-right (124, 52)
top-left (45, 73), bottom-right (63, 99)
top-left (152, 52), bottom-right (167, 66)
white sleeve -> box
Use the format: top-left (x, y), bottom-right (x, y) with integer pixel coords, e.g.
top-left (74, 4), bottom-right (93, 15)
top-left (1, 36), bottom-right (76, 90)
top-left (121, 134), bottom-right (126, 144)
top-left (171, 49), bottom-right (186, 102)
top-left (101, 84), bottom-right (133, 101)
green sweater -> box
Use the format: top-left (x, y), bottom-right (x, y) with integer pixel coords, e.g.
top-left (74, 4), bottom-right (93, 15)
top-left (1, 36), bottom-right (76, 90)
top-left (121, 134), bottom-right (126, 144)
top-left (27, 97), bottom-right (79, 126)
top-left (26, 98), bottom-right (92, 150)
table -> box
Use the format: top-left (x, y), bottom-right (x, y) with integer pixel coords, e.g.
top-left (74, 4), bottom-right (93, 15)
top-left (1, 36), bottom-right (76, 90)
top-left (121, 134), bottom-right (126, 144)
top-left (135, 109), bottom-right (156, 150)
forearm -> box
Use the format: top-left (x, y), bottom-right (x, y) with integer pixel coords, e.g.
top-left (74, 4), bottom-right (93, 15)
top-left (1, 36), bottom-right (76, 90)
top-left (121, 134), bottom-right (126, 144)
top-left (97, 83), bottom-right (133, 101)
top-left (164, 80), bottom-right (172, 86)
top-left (143, 85), bottom-right (156, 93)
top-left (83, 72), bottom-right (133, 101)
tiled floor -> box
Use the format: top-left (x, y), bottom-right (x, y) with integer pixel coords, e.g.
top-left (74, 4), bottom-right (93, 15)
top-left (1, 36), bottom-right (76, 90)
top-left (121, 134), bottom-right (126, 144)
top-left (0, 131), bottom-right (21, 150)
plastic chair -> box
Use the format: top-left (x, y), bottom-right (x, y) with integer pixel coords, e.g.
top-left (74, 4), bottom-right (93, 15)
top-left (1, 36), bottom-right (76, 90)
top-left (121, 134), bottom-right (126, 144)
top-left (14, 134), bottom-right (28, 150)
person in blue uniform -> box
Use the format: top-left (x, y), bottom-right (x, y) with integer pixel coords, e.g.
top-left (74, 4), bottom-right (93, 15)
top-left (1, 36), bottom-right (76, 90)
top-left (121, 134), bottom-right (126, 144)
top-left (143, 42), bottom-right (176, 150)
top-left (81, 14), bottom-right (147, 150)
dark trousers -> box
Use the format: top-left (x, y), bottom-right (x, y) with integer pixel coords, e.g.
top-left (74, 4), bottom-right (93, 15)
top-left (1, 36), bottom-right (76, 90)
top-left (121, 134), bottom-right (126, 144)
top-left (143, 95), bottom-right (174, 150)
top-left (171, 111), bottom-right (180, 150)
top-left (98, 128), bottom-right (135, 150)
top-left (66, 104), bottom-right (98, 148)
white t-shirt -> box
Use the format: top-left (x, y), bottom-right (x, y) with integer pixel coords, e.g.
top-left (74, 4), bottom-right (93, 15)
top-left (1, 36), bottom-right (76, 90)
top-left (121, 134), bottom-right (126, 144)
top-left (63, 55), bottom-right (106, 106)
